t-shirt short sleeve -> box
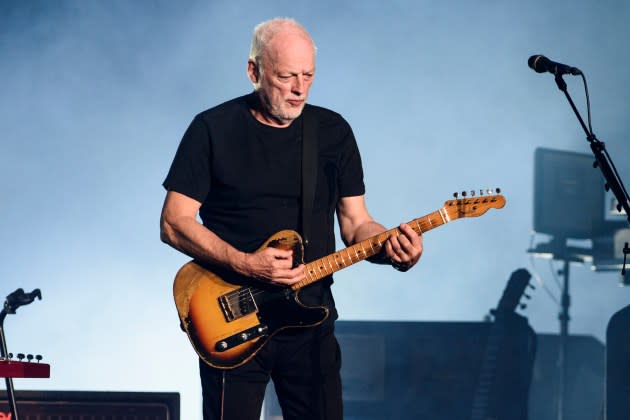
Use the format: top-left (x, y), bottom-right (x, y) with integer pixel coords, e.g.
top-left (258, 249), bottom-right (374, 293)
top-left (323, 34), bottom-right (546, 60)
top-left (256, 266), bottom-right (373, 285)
top-left (337, 122), bottom-right (366, 198)
top-left (162, 116), bottom-right (212, 203)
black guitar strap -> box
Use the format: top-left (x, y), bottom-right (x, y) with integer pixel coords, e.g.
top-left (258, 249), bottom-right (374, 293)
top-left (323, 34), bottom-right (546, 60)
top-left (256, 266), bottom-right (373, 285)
top-left (301, 106), bottom-right (318, 250)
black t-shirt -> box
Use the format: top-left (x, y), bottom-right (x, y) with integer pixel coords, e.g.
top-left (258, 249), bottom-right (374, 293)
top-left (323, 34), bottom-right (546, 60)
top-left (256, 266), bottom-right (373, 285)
top-left (163, 93), bottom-right (365, 309)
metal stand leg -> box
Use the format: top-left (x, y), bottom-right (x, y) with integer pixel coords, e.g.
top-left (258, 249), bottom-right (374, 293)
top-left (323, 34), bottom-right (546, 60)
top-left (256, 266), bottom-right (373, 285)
top-left (557, 259), bottom-right (571, 420)
top-left (0, 314), bottom-right (20, 420)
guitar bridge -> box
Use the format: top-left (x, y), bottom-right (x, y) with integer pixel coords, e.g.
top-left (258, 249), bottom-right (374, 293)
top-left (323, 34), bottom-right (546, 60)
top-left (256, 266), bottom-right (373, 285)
top-left (219, 287), bottom-right (258, 322)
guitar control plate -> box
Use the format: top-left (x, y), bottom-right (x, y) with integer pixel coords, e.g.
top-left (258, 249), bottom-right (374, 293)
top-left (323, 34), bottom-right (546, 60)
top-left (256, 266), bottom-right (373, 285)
top-left (215, 324), bottom-right (269, 352)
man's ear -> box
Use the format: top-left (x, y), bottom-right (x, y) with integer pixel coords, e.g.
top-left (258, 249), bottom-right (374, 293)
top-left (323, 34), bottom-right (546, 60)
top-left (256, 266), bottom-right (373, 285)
top-left (247, 59), bottom-right (259, 85)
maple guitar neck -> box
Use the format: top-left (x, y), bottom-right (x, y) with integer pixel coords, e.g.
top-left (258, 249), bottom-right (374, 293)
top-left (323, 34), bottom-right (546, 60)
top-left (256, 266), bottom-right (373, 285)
top-left (292, 193), bottom-right (506, 291)
top-left (293, 210), bottom-right (444, 291)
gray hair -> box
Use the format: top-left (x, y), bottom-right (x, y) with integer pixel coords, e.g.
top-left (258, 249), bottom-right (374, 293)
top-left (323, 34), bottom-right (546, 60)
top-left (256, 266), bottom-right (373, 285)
top-left (249, 18), bottom-right (316, 67)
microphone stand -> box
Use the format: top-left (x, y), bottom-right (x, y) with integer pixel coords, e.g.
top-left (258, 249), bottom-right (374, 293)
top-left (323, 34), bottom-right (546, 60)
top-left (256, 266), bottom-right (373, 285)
top-left (553, 74), bottom-right (630, 225)
top-left (1, 306), bottom-right (20, 420)
top-left (551, 73), bottom-right (630, 420)
top-left (0, 288), bottom-right (41, 420)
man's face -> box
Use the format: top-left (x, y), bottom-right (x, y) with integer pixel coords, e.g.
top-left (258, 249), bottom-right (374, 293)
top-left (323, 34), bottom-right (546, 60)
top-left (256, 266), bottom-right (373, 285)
top-left (250, 32), bottom-right (315, 126)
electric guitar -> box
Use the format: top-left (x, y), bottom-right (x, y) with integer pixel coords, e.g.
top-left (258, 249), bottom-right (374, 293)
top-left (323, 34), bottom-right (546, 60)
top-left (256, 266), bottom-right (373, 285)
top-left (470, 268), bottom-right (533, 420)
top-left (173, 192), bottom-right (506, 369)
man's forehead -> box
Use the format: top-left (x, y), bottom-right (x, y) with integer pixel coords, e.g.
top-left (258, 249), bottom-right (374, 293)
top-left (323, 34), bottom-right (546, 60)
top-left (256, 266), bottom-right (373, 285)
top-left (266, 31), bottom-right (314, 60)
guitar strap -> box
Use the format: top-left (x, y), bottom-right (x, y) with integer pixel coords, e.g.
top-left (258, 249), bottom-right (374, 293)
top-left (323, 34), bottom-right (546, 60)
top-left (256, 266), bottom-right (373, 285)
top-left (301, 106), bottom-right (318, 251)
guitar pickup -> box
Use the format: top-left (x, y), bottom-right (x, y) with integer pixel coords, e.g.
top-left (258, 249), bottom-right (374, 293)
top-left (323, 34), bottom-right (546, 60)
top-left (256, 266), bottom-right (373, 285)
top-left (219, 288), bottom-right (258, 322)
top-left (215, 324), bottom-right (269, 352)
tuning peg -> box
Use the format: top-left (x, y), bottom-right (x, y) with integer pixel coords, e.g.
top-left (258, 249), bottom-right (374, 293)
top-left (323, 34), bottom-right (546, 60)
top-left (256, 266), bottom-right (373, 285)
top-left (524, 293), bottom-right (531, 300)
top-left (528, 283), bottom-right (536, 290)
top-left (36, 355), bottom-right (43, 362)
top-left (17, 353), bottom-right (25, 361)
top-left (520, 303), bottom-right (527, 310)
top-left (479, 189), bottom-right (484, 196)
top-left (470, 190), bottom-right (475, 197)
top-left (26, 354), bottom-right (34, 362)
top-left (462, 191), bottom-right (467, 197)
top-left (496, 187), bottom-right (501, 193)
top-left (453, 192), bottom-right (459, 199)
top-left (8, 352), bottom-right (13, 359)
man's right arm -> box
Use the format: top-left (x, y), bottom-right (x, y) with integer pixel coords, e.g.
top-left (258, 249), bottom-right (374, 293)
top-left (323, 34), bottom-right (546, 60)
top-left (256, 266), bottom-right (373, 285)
top-left (160, 190), bottom-right (304, 285)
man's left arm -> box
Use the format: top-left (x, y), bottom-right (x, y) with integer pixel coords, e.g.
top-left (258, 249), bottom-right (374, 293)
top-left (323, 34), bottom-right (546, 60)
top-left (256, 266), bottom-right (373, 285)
top-left (336, 195), bottom-right (423, 270)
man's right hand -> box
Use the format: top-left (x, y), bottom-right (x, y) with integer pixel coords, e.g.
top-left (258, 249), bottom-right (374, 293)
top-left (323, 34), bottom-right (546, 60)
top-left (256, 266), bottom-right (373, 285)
top-left (235, 247), bottom-right (305, 286)
top-left (161, 191), bottom-right (305, 286)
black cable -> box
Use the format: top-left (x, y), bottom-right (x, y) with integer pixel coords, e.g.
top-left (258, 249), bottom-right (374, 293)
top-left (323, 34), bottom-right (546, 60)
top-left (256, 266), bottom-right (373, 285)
top-left (580, 73), bottom-right (630, 208)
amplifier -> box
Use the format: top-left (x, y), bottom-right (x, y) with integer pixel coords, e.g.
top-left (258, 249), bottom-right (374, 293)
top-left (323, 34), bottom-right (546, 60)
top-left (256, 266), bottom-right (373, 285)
top-left (264, 319), bottom-right (536, 420)
top-left (0, 390), bottom-right (179, 420)
top-left (606, 305), bottom-right (630, 420)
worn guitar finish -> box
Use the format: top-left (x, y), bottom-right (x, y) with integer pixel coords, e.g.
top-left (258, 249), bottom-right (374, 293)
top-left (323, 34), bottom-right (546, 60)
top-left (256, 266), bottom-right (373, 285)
top-left (173, 193), bottom-right (506, 369)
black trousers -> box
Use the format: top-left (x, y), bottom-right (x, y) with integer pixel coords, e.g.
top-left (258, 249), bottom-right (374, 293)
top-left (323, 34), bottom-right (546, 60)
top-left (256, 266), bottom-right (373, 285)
top-left (200, 322), bottom-right (343, 420)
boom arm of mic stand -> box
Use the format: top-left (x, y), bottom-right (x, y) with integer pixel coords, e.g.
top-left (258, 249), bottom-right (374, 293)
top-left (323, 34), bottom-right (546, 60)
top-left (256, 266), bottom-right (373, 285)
top-left (553, 73), bottom-right (630, 275)
top-left (553, 74), bottom-right (630, 223)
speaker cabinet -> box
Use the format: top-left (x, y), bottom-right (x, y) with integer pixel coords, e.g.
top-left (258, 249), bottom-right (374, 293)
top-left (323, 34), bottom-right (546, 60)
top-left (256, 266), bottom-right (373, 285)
top-left (606, 305), bottom-right (630, 420)
top-left (528, 334), bottom-right (605, 420)
top-left (264, 319), bottom-right (536, 420)
top-left (0, 390), bottom-right (179, 419)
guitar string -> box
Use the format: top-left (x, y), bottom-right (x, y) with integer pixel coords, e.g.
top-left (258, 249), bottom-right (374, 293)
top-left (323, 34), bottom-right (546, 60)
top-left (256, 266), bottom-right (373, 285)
top-left (221, 228), bottom-right (395, 304)
top-left (222, 221), bottom-right (422, 304)
top-left (219, 208), bottom-right (474, 306)
top-left (220, 205), bottom-right (480, 306)
top-left (221, 217), bottom-right (443, 306)
top-left (222, 246), bottom-right (380, 305)
top-left (217, 198), bottom-right (499, 310)
top-left (221, 198), bottom-right (501, 305)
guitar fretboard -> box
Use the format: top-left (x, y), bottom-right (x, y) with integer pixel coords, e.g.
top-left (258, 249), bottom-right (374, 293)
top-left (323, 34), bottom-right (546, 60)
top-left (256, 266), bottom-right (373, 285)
top-left (291, 209), bottom-right (448, 291)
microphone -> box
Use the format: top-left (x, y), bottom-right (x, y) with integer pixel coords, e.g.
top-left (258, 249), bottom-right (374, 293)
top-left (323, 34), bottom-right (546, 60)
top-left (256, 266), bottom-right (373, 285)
top-left (528, 55), bottom-right (582, 76)
top-left (3, 288), bottom-right (42, 314)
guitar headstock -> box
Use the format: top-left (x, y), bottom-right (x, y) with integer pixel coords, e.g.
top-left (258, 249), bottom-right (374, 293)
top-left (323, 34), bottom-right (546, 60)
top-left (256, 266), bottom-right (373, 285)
top-left (442, 188), bottom-right (506, 220)
top-left (496, 268), bottom-right (532, 314)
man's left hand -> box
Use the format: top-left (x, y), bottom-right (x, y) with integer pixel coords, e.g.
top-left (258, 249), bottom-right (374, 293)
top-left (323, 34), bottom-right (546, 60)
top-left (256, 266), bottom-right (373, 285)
top-left (384, 223), bottom-right (423, 272)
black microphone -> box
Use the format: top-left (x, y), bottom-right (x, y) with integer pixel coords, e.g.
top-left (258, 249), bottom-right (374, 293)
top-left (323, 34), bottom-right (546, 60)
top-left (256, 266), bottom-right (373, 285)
top-left (3, 288), bottom-right (42, 314)
top-left (528, 55), bottom-right (582, 76)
